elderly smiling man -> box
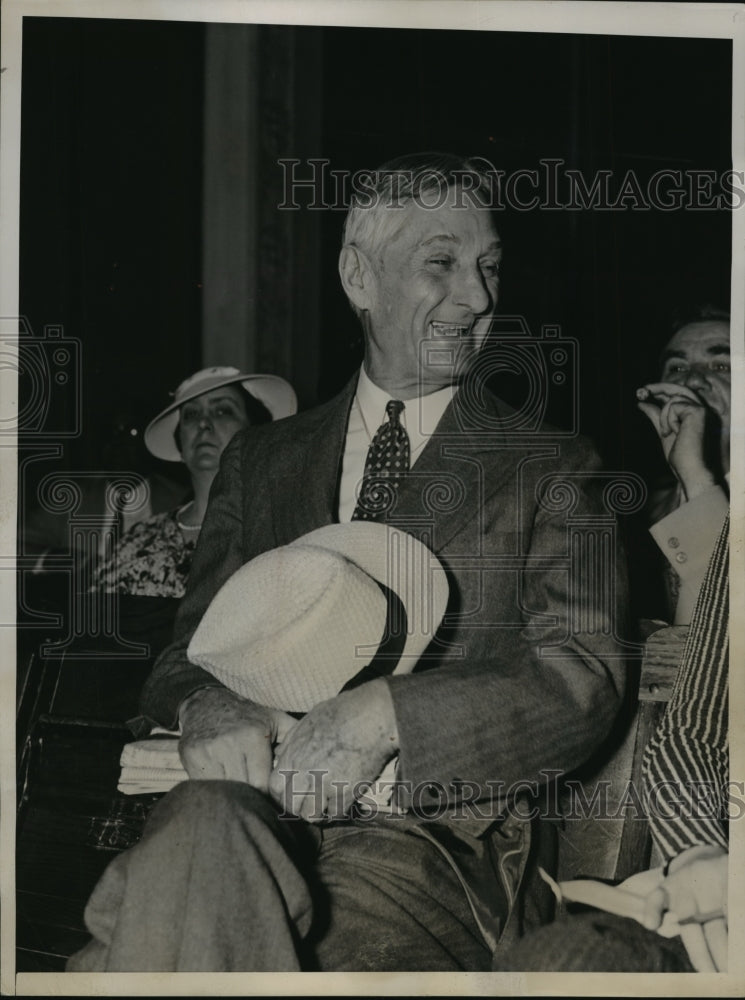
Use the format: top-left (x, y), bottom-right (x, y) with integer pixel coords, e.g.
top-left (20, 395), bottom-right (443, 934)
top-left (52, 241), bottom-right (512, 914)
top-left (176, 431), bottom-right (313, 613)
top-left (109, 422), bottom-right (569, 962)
top-left (68, 153), bottom-right (629, 973)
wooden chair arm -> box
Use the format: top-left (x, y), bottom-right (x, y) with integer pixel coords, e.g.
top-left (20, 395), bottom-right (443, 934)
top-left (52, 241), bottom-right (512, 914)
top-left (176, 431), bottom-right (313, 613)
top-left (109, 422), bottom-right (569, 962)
top-left (638, 625), bottom-right (688, 702)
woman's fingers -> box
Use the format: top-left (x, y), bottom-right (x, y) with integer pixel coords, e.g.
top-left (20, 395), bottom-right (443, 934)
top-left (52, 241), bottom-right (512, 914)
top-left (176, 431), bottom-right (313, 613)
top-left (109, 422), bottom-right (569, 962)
top-left (703, 917), bottom-right (728, 972)
top-left (679, 922), bottom-right (716, 973)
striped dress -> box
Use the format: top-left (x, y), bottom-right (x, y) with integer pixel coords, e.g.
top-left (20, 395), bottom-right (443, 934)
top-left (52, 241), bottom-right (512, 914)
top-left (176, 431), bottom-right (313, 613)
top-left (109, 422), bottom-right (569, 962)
top-left (642, 512), bottom-right (729, 862)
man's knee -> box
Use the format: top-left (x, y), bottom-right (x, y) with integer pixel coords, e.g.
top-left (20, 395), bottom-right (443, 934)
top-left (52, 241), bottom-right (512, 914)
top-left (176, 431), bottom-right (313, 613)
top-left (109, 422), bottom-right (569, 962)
top-left (146, 779), bottom-right (279, 839)
top-left (166, 777), bottom-right (269, 809)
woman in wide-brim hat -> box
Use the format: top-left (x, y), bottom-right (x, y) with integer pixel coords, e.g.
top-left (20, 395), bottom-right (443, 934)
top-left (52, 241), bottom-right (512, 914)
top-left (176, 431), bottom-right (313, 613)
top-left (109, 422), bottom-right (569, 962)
top-left (95, 367), bottom-right (297, 598)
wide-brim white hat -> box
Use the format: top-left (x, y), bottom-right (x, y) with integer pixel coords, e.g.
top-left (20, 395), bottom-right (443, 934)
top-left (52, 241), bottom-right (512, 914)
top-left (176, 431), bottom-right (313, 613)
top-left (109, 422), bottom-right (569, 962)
top-left (144, 366), bottom-right (298, 462)
top-left (187, 522), bottom-right (450, 713)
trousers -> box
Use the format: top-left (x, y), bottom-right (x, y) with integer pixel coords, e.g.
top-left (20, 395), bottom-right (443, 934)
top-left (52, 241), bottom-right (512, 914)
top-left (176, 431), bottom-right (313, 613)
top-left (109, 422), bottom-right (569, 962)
top-left (66, 780), bottom-right (502, 972)
top-left (491, 910), bottom-right (694, 972)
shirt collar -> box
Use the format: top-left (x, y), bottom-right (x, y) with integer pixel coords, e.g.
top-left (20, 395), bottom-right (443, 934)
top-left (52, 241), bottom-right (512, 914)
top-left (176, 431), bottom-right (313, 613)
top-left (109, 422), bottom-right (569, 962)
top-left (355, 366), bottom-right (455, 453)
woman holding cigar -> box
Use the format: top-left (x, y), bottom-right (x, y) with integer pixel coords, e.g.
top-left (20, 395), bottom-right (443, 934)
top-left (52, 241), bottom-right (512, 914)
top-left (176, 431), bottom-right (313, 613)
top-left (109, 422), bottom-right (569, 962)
top-left (635, 305), bottom-right (730, 624)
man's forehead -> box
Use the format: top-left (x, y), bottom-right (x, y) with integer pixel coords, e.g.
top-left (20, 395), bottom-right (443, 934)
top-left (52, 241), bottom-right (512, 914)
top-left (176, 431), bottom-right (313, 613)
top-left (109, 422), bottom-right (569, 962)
top-left (417, 232), bottom-right (502, 249)
top-left (391, 201), bottom-right (500, 247)
top-left (666, 320), bottom-right (731, 356)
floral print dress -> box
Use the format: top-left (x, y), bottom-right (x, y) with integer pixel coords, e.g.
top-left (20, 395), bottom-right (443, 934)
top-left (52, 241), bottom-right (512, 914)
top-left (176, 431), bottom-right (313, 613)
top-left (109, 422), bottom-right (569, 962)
top-left (94, 509), bottom-right (197, 598)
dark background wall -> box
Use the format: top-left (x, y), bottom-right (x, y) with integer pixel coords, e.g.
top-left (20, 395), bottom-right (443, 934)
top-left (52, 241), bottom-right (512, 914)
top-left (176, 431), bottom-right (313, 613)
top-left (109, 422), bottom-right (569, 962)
top-left (20, 17), bottom-right (205, 475)
top-left (19, 17), bottom-right (732, 494)
top-left (318, 28), bottom-right (732, 464)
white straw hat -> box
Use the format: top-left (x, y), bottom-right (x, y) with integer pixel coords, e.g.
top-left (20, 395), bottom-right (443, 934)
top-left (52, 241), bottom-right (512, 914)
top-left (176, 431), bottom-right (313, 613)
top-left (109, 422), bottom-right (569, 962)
top-left (144, 366), bottom-right (298, 462)
top-left (187, 523), bottom-right (450, 713)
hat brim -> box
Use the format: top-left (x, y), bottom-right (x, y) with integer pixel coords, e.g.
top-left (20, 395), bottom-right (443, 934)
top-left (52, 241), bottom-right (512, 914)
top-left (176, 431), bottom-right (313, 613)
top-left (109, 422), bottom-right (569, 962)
top-left (144, 373), bottom-right (298, 462)
top-left (187, 522), bottom-right (451, 712)
top-left (288, 522), bottom-right (450, 667)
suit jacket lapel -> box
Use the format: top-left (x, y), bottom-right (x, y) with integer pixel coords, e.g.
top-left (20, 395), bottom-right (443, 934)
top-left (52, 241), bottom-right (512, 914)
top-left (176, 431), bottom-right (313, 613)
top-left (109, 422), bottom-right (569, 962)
top-left (272, 377), bottom-right (357, 541)
top-left (390, 389), bottom-right (524, 553)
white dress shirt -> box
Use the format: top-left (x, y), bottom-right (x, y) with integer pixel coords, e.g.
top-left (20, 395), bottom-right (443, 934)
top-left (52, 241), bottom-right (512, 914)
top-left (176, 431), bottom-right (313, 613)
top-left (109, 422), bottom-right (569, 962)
top-left (337, 367), bottom-right (455, 522)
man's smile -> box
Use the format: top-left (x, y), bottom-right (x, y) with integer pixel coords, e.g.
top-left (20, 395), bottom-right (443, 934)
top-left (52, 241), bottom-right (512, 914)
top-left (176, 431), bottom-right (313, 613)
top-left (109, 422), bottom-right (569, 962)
top-left (428, 320), bottom-right (471, 337)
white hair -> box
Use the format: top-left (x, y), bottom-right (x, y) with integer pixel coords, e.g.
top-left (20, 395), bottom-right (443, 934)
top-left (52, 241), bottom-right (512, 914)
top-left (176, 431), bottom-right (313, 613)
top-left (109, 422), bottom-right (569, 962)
top-left (341, 152), bottom-right (500, 317)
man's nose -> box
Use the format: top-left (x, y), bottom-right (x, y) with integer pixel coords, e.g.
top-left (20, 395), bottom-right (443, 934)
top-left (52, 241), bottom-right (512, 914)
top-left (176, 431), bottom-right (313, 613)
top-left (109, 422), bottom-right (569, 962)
top-left (452, 266), bottom-right (493, 316)
top-left (198, 414), bottom-right (213, 430)
top-left (681, 367), bottom-right (709, 391)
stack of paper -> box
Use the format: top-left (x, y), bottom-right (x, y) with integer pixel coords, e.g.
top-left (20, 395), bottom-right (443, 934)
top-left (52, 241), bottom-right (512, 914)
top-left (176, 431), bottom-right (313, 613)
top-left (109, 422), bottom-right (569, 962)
top-left (118, 732), bottom-right (400, 811)
top-left (118, 731), bottom-right (187, 795)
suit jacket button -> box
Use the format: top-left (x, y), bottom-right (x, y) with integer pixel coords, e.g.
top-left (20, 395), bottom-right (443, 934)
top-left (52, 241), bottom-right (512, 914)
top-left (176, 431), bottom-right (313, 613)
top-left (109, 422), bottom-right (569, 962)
top-left (675, 551), bottom-right (687, 564)
top-left (668, 537), bottom-right (679, 549)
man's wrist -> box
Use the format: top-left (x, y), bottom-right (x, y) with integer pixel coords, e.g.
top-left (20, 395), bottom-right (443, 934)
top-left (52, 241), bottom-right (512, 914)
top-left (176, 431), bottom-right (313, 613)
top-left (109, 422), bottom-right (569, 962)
top-left (177, 684), bottom-right (224, 726)
top-left (677, 471), bottom-right (717, 502)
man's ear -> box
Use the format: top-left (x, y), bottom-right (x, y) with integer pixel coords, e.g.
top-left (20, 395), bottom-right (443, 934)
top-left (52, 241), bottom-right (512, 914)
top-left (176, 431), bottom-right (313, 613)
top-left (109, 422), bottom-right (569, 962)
top-left (339, 245), bottom-right (376, 312)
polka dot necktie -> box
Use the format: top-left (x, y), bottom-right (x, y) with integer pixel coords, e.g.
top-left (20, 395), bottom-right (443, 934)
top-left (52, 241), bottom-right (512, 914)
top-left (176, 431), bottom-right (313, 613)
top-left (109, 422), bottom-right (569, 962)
top-left (352, 399), bottom-right (411, 521)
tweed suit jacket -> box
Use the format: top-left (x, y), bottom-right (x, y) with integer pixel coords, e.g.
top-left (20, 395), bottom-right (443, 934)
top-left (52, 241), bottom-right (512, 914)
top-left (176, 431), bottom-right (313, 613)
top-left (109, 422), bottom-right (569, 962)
top-left (137, 374), bottom-right (629, 817)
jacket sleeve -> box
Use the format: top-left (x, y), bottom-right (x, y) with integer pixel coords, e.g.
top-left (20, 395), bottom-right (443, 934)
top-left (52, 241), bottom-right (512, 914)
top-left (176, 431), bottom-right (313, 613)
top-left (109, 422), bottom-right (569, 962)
top-left (386, 438), bottom-right (630, 806)
top-left (130, 433), bottom-right (247, 735)
top-left (648, 485), bottom-right (729, 625)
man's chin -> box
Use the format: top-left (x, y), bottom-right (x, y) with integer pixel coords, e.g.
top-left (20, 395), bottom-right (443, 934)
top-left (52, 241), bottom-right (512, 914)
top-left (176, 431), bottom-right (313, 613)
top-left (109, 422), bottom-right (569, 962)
top-left (418, 341), bottom-right (481, 381)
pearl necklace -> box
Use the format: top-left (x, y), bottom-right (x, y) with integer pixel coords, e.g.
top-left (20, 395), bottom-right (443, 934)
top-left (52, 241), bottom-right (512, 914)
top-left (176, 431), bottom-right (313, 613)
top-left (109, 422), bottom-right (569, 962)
top-left (177, 501), bottom-right (202, 533)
